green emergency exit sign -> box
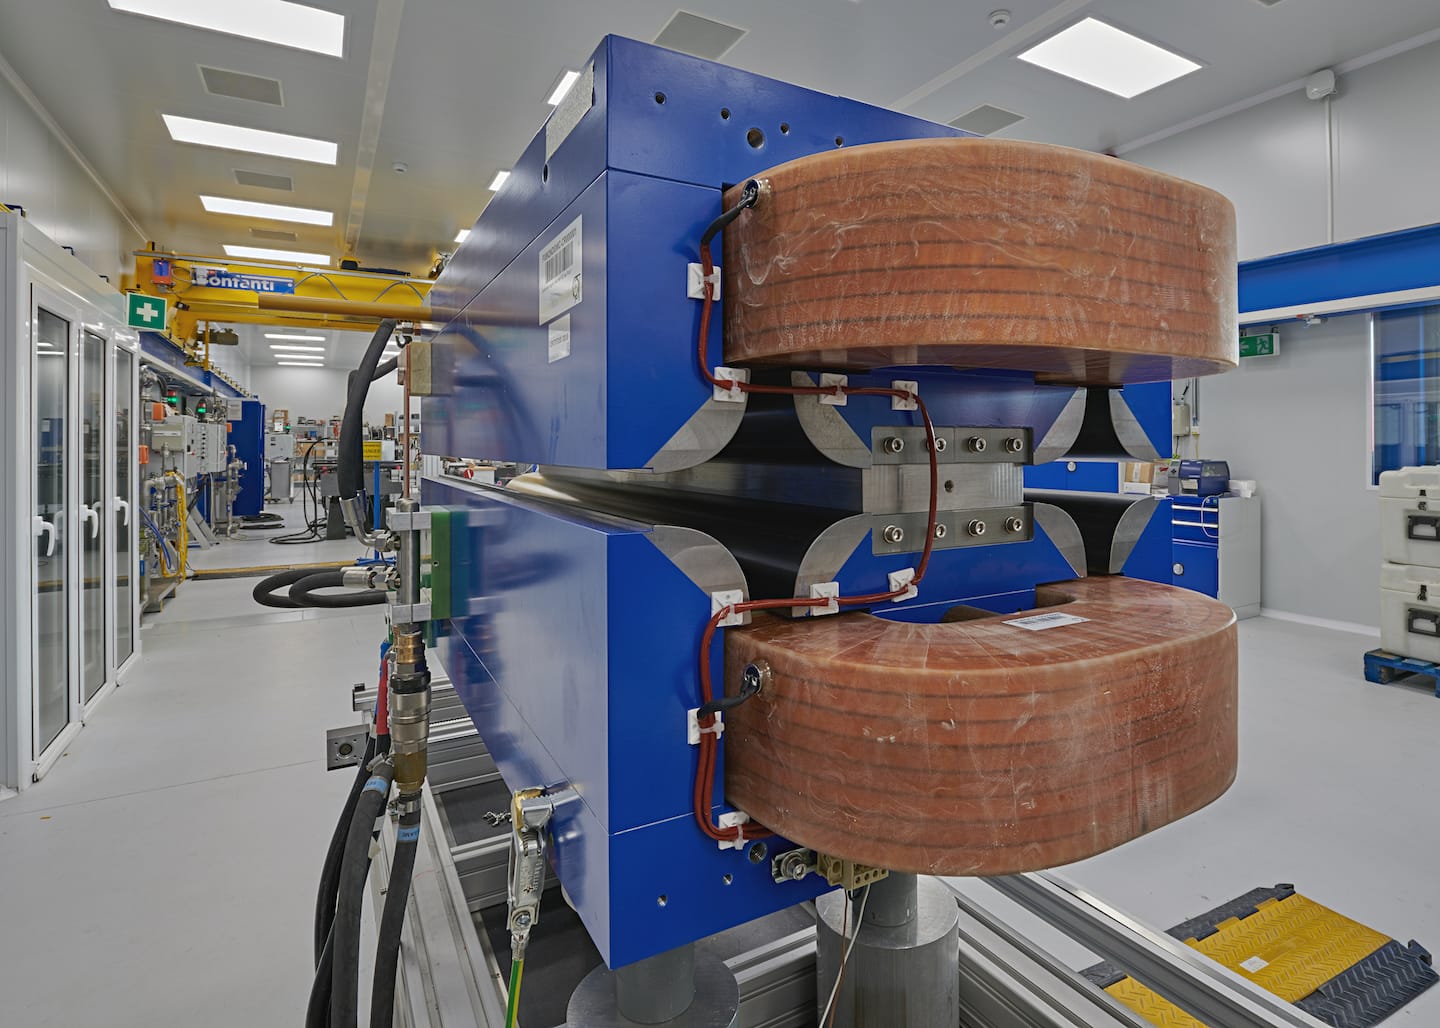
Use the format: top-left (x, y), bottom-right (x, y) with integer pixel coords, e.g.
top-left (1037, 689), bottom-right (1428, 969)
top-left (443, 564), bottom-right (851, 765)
top-left (126, 292), bottom-right (167, 331)
top-left (1239, 331), bottom-right (1278, 358)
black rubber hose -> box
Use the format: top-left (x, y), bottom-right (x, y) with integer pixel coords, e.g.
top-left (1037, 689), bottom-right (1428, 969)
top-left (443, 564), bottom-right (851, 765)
top-left (307, 926), bottom-right (335, 1028)
top-left (253, 567), bottom-right (322, 609)
top-left (338, 319), bottom-right (397, 502)
top-left (316, 735), bottom-right (378, 965)
top-left (369, 807), bottom-right (421, 1028)
top-left (289, 571), bottom-right (388, 608)
top-left (372, 356), bottom-right (399, 381)
top-left (332, 760), bottom-right (395, 1028)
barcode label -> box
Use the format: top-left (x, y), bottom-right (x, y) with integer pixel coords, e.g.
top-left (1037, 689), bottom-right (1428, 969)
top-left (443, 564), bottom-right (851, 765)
top-left (1003, 612), bottom-right (1090, 631)
top-left (538, 216), bottom-right (582, 324)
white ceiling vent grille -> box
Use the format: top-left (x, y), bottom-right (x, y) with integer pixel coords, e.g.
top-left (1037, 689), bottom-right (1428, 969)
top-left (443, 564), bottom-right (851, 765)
top-left (1253, 0), bottom-right (1285, 5)
top-left (200, 66), bottom-right (284, 106)
top-left (234, 170), bottom-right (294, 192)
top-left (250, 228), bottom-right (298, 242)
top-left (949, 105), bottom-right (1025, 136)
top-left (654, 11), bottom-right (746, 61)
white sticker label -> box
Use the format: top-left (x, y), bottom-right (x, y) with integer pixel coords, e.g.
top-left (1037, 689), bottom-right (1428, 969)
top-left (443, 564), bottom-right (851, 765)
top-left (1004, 612), bottom-right (1090, 632)
top-left (548, 314), bottom-right (571, 364)
top-left (1240, 956), bottom-right (1269, 973)
top-left (539, 216), bottom-right (582, 324)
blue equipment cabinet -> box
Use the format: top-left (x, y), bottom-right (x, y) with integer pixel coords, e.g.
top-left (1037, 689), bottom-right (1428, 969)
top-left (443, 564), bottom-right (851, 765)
top-left (424, 35), bottom-right (1190, 970)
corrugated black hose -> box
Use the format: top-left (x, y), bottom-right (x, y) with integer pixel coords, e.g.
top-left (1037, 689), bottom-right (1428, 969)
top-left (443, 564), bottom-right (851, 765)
top-left (316, 735), bottom-right (378, 964)
top-left (369, 807), bottom-right (421, 1028)
top-left (331, 760), bottom-right (395, 1027)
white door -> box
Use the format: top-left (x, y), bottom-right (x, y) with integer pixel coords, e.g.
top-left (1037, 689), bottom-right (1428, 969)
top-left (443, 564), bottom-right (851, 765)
top-left (113, 344), bottom-right (138, 672)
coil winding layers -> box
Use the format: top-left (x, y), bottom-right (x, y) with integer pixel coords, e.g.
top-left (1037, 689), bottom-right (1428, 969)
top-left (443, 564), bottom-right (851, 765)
top-left (718, 140), bottom-right (1240, 874)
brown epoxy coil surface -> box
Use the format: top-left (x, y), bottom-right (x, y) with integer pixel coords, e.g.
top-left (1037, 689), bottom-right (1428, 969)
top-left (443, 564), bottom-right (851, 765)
top-left (723, 577), bottom-right (1237, 875)
top-left (721, 139), bottom-right (1238, 386)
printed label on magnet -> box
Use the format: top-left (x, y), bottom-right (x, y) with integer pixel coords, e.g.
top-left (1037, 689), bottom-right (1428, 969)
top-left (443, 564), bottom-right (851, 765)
top-left (548, 314), bottom-right (571, 363)
top-left (1003, 612), bottom-right (1090, 631)
top-left (1240, 956), bottom-right (1269, 973)
top-left (539, 216), bottom-right (582, 324)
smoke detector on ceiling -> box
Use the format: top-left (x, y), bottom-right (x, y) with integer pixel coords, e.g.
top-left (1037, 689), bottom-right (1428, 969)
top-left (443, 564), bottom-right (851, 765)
top-left (988, 9), bottom-right (1011, 29)
top-left (1305, 68), bottom-right (1337, 100)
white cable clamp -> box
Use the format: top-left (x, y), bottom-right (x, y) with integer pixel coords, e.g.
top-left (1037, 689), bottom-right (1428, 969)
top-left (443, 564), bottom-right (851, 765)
top-left (711, 590), bottom-right (745, 627)
top-left (891, 380), bottom-right (919, 411)
top-left (717, 811), bottom-right (751, 850)
top-left (713, 367), bottom-right (749, 403)
top-left (688, 708), bottom-right (724, 745)
top-left (809, 581), bottom-right (840, 616)
top-left (888, 567), bottom-right (919, 602)
top-left (819, 373), bottom-right (848, 406)
top-left (688, 262), bottom-right (721, 300)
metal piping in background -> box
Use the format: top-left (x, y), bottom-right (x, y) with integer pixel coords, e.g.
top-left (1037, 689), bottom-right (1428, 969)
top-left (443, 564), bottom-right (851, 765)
top-left (258, 294), bottom-right (432, 322)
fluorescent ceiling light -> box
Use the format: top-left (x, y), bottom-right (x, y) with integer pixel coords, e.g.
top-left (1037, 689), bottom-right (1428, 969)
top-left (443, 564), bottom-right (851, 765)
top-left (277, 360), bottom-right (325, 366)
top-left (1016, 18), bottom-right (1201, 99)
top-left (455, 229), bottom-right (471, 244)
top-left (163, 115), bottom-right (338, 165)
top-left (265, 332), bottom-right (326, 341)
top-left (547, 69), bottom-right (581, 106)
top-left (200, 195), bottom-right (333, 226)
top-left (107, 0), bottom-right (345, 57)
top-left (224, 244), bottom-right (331, 265)
top-left (269, 344), bottom-right (325, 352)
top-left (488, 170), bottom-right (510, 192)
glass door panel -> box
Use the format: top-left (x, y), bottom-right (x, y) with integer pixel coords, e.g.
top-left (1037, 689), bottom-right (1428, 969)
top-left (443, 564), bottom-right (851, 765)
top-left (33, 307), bottom-right (71, 754)
top-left (115, 349), bottom-right (135, 666)
top-left (81, 329), bottom-right (107, 701)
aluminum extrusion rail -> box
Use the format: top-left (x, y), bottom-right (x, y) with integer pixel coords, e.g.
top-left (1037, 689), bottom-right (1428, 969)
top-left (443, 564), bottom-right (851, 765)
top-left (982, 873), bottom-right (1332, 1028)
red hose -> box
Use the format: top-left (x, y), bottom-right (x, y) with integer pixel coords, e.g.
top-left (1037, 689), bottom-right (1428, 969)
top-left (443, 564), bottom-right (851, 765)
top-left (377, 648), bottom-right (390, 739)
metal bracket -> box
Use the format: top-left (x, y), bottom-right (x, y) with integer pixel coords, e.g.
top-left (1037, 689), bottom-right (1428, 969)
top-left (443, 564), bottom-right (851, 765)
top-left (818, 373), bottom-right (848, 406)
top-left (351, 683), bottom-right (377, 714)
top-left (388, 509), bottom-right (433, 532)
top-left (326, 724), bottom-right (371, 771)
top-left (391, 601), bottom-right (433, 623)
top-left (713, 367), bottom-right (749, 403)
top-left (687, 262), bottom-right (720, 300)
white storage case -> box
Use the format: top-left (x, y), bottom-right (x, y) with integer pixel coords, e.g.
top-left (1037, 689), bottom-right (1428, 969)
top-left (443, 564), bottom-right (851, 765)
top-left (1380, 561), bottom-right (1440, 662)
top-left (1379, 466), bottom-right (1440, 568)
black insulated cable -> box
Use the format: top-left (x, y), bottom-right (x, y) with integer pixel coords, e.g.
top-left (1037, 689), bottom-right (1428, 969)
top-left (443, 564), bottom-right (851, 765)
top-left (253, 566), bottom-right (322, 609)
top-left (316, 735), bottom-right (378, 965)
top-left (332, 760), bottom-right (395, 1028)
top-left (699, 178), bottom-right (761, 248)
top-left (338, 319), bottom-right (398, 503)
top-left (307, 926), bottom-right (335, 1028)
top-left (369, 806), bottom-right (421, 1028)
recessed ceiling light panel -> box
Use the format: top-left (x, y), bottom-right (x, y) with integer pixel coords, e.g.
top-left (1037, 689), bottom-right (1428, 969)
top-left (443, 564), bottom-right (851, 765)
top-left (202, 195), bottom-right (333, 226)
top-left (547, 70), bottom-right (582, 106)
top-left (455, 229), bottom-right (471, 244)
top-left (1016, 18), bottom-right (1201, 99)
top-left (224, 244), bottom-right (330, 265)
top-left (488, 171), bottom-right (510, 192)
top-left (277, 360), bottom-right (326, 366)
top-left (107, 0), bottom-right (345, 57)
top-left (269, 343), bottom-right (325, 352)
top-left (266, 333), bottom-right (326, 341)
top-left (163, 114), bottom-right (338, 165)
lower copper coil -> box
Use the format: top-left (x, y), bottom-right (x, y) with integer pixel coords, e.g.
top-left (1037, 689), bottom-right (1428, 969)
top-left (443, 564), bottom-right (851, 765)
top-left (723, 577), bottom-right (1238, 875)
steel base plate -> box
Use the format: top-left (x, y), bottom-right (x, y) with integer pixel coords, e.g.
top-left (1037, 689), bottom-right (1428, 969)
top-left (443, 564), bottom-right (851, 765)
top-left (565, 952), bottom-right (740, 1028)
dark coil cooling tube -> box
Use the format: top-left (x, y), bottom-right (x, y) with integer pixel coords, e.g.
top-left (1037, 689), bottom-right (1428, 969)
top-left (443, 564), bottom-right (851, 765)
top-left (289, 570), bottom-right (388, 608)
top-left (369, 807), bottom-right (421, 1028)
top-left (331, 759), bottom-right (395, 1027)
top-left (315, 735), bottom-right (379, 965)
top-left (337, 319), bottom-right (398, 539)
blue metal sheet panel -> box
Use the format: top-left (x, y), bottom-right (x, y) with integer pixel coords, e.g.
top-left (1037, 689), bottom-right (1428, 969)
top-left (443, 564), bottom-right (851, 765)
top-left (1122, 381), bottom-right (1171, 457)
top-left (1238, 222), bottom-right (1440, 320)
top-left (434, 35), bottom-right (965, 321)
top-left (1025, 461), bottom-right (1120, 492)
top-left (1121, 497), bottom-right (1174, 584)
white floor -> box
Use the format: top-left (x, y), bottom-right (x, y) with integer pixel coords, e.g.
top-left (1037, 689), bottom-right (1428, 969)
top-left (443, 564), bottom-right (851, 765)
top-left (0, 508), bottom-right (384, 1027)
top-left (3, 556), bottom-right (1438, 1024)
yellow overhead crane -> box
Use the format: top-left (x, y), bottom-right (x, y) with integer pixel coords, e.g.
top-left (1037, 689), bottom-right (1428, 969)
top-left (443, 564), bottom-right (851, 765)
top-left (126, 249), bottom-right (434, 370)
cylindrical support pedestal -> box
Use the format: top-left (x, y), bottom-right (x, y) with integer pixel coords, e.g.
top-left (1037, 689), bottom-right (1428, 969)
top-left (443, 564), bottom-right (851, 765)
top-left (566, 946), bottom-right (739, 1028)
top-left (816, 875), bottom-right (961, 1028)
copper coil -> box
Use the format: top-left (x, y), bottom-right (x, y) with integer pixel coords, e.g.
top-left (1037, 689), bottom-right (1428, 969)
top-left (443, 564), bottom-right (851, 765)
top-left (721, 139), bottom-right (1237, 386)
top-left (723, 577), bottom-right (1238, 874)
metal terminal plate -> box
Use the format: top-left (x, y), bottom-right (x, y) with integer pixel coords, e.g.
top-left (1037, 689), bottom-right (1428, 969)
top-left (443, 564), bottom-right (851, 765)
top-left (871, 505), bottom-right (1032, 556)
top-left (871, 426), bottom-right (1031, 465)
top-left (327, 724), bottom-right (370, 770)
top-left (390, 601), bottom-right (433, 623)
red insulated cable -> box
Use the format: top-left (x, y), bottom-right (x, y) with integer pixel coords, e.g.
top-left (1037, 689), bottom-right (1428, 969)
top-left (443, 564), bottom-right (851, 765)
top-left (691, 232), bottom-right (942, 844)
